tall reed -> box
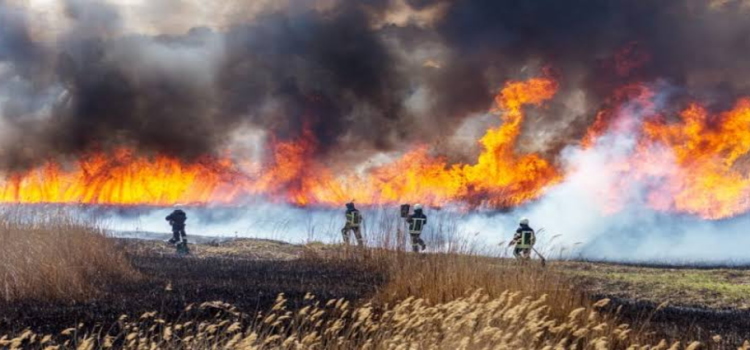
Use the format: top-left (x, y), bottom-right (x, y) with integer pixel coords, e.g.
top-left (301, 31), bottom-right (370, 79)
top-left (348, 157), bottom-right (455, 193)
top-left (0, 207), bottom-right (135, 302)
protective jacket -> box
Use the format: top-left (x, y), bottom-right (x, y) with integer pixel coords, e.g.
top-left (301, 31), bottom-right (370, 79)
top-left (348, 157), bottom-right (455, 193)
top-left (407, 210), bottom-right (427, 234)
top-left (513, 224), bottom-right (535, 248)
top-left (166, 209), bottom-right (187, 229)
top-left (345, 208), bottom-right (363, 227)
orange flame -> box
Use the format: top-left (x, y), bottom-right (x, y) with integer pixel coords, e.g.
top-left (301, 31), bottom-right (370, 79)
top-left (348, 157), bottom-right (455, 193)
top-left (0, 149), bottom-right (248, 206)
top-left (638, 100), bottom-right (750, 219)
top-left (582, 83), bottom-right (654, 148)
top-left (582, 94), bottom-right (750, 220)
top-left (0, 77), bottom-right (561, 208)
top-left (4, 74), bottom-right (750, 220)
top-left (299, 77), bottom-right (561, 207)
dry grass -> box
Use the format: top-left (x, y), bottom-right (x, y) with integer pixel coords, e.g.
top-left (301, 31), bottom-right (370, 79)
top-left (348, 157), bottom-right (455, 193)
top-left (1, 290), bottom-right (728, 350)
top-left (0, 208), bottom-right (741, 348)
top-left (0, 244), bottom-right (734, 349)
top-left (312, 210), bottom-right (582, 318)
top-left (0, 210), bottom-right (136, 302)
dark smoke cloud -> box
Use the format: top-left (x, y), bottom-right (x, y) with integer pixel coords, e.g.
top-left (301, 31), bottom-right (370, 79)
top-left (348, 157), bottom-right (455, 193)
top-left (1, 0), bottom-right (750, 170)
top-left (428, 0), bottom-right (750, 153)
top-left (219, 3), bottom-right (406, 154)
top-left (0, 0), bottom-right (412, 169)
top-left (0, 3), bottom-right (42, 77)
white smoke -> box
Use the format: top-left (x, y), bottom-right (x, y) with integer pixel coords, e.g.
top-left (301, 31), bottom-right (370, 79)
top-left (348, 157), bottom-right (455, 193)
top-left (101, 202), bottom-right (343, 243)
top-left (99, 83), bottom-right (750, 263)
top-left (503, 85), bottom-right (750, 264)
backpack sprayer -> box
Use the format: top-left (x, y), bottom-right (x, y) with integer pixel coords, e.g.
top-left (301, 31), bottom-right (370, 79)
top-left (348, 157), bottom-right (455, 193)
top-left (400, 204), bottom-right (410, 218)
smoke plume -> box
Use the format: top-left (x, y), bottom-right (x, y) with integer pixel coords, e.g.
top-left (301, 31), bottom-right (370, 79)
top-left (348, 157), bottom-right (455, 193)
top-left (2, 0), bottom-right (750, 169)
top-left (5, 0), bottom-right (750, 263)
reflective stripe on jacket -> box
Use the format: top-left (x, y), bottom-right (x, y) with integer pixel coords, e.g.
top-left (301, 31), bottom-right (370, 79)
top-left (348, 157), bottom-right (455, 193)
top-left (516, 230), bottom-right (534, 248)
top-left (409, 217), bottom-right (426, 234)
top-left (346, 210), bottom-right (362, 226)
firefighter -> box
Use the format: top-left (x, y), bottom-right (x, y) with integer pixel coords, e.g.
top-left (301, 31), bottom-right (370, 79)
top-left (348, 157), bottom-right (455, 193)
top-left (406, 204), bottom-right (427, 252)
top-left (166, 205), bottom-right (188, 245)
top-left (509, 217), bottom-right (535, 260)
top-left (341, 202), bottom-right (364, 247)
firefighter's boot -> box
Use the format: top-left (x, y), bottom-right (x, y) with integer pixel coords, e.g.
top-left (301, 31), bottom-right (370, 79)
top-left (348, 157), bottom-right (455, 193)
top-left (176, 241), bottom-right (190, 255)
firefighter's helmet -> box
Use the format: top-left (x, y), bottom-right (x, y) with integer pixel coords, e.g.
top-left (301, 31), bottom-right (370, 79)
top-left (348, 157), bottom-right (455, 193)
top-left (519, 217), bottom-right (529, 225)
top-left (414, 204), bottom-right (423, 210)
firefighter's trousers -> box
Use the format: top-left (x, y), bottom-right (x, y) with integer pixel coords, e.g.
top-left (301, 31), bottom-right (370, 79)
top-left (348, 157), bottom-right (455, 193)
top-left (410, 232), bottom-right (426, 252)
top-left (172, 226), bottom-right (187, 242)
top-left (514, 247), bottom-right (531, 259)
top-left (341, 224), bottom-right (363, 247)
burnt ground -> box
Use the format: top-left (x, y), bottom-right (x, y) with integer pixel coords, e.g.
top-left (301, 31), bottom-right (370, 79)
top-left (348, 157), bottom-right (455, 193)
top-left (0, 239), bottom-right (384, 335)
top-left (599, 296), bottom-right (750, 347)
top-left (1, 237), bottom-right (750, 346)
top-left (559, 261), bottom-right (750, 345)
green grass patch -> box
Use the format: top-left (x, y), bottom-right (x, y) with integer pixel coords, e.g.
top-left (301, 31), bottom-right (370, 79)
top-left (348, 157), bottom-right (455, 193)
top-left (557, 262), bottom-right (750, 309)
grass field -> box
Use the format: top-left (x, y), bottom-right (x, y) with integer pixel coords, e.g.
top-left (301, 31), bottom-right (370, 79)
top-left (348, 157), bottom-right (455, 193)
top-left (0, 211), bottom-right (135, 302)
top-left (1, 225), bottom-right (750, 349)
top-left (127, 238), bottom-right (750, 312)
top-left (560, 262), bottom-right (750, 310)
